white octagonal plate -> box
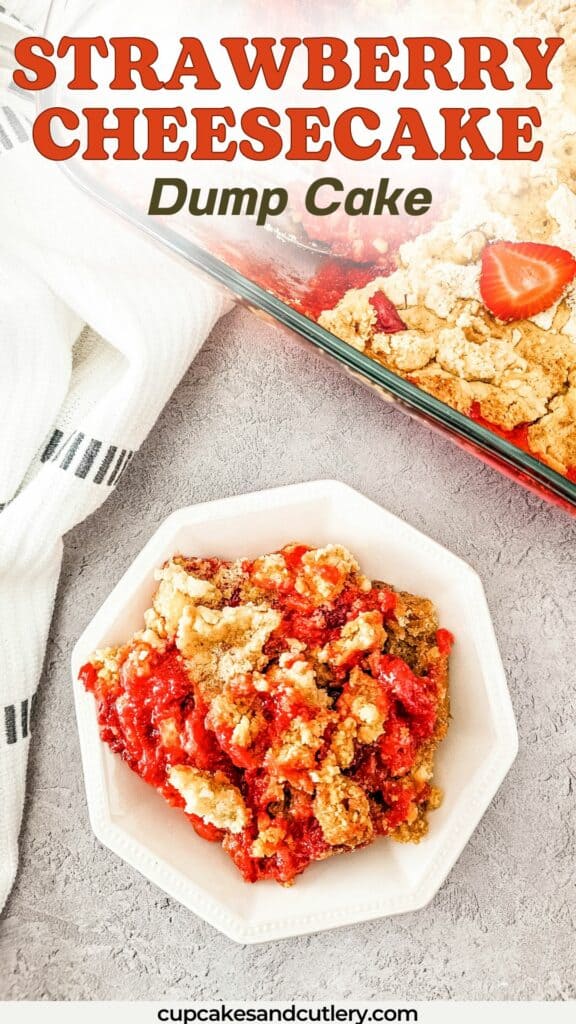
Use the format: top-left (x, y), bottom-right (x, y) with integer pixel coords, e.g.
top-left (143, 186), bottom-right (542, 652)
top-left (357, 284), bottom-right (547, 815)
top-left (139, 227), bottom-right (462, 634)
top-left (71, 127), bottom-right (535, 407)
top-left (71, 480), bottom-right (518, 943)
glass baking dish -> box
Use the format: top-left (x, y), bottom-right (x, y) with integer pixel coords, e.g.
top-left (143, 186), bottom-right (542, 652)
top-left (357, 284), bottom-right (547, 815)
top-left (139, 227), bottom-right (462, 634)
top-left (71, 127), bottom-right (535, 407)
top-left (40, 0), bottom-right (576, 515)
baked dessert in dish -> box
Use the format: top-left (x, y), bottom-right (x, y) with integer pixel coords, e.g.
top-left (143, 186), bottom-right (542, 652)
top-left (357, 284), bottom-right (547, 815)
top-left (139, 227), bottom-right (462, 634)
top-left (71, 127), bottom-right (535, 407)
top-left (79, 544), bottom-right (452, 885)
top-left (313, 1), bottom-right (576, 482)
top-left (318, 234), bottom-right (576, 480)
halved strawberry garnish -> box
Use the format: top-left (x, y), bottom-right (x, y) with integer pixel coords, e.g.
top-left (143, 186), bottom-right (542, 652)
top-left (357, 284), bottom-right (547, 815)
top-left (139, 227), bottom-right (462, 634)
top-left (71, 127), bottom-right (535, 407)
top-left (480, 241), bottom-right (576, 322)
top-left (370, 290), bottom-right (406, 334)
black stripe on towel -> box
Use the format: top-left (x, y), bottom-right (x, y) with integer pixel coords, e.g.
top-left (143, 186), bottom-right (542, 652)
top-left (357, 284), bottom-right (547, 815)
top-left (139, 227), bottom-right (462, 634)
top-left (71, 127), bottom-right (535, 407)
top-left (75, 438), bottom-right (102, 479)
top-left (3, 699), bottom-right (36, 746)
top-left (108, 449), bottom-right (127, 485)
top-left (41, 429), bottom-right (64, 463)
top-left (4, 705), bottom-right (17, 745)
top-left (2, 106), bottom-right (28, 142)
top-left (20, 698), bottom-right (29, 739)
top-left (41, 431), bottom-right (134, 486)
top-left (50, 431), bottom-right (71, 463)
top-left (60, 433), bottom-right (85, 470)
top-left (94, 445), bottom-right (118, 484)
top-left (30, 691), bottom-right (38, 730)
top-left (4, 704), bottom-right (16, 745)
top-left (0, 4), bottom-right (34, 30)
top-left (116, 450), bottom-right (134, 483)
top-left (0, 121), bottom-right (13, 150)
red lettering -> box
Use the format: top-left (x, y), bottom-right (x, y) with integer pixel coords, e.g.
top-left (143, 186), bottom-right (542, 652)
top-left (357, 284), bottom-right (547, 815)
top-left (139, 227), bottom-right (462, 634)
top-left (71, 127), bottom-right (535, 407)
top-left (333, 108), bottom-right (380, 160)
top-left (110, 38), bottom-right (163, 90)
top-left (221, 37), bottom-right (300, 90)
top-left (13, 37), bottom-right (55, 90)
top-left (191, 107), bottom-right (236, 160)
top-left (82, 108), bottom-right (140, 159)
top-left (56, 36), bottom-right (108, 90)
top-left (513, 37), bottom-right (564, 89)
top-left (32, 107), bottom-right (79, 160)
top-left (355, 37), bottom-right (401, 90)
top-left (286, 107), bottom-right (331, 160)
top-left (459, 38), bottom-right (513, 90)
top-left (164, 38), bottom-right (221, 90)
top-left (440, 108), bottom-right (494, 159)
top-left (380, 108), bottom-right (438, 160)
top-left (303, 38), bottom-right (352, 89)
top-left (239, 108), bottom-right (283, 160)
top-left (142, 108), bottom-right (188, 159)
top-left (498, 106), bottom-right (542, 160)
top-left (404, 38), bottom-right (458, 90)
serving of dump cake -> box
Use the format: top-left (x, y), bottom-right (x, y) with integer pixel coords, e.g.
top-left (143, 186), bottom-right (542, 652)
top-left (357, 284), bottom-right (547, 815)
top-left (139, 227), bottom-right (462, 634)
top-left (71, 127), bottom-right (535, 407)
top-left (79, 544), bottom-right (452, 885)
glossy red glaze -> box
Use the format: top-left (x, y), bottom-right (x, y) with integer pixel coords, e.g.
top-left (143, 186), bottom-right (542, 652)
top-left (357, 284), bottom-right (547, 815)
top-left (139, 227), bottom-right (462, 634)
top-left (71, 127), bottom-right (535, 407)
top-left (80, 553), bottom-right (449, 883)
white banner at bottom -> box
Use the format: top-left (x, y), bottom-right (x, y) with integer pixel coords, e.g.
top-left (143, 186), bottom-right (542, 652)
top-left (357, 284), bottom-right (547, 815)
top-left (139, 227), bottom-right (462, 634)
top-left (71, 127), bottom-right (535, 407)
top-left (1, 1002), bottom-right (574, 1024)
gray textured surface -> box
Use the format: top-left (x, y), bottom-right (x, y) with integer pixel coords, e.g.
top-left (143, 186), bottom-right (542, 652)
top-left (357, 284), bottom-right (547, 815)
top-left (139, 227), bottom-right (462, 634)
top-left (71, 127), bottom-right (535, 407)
top-left (1, 307), bottom-right (575, 1001)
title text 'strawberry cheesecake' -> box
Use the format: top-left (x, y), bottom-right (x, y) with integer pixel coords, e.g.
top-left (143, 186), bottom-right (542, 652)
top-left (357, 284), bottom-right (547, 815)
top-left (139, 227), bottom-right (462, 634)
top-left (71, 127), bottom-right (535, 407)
top-left (79, 544), bottom-right (452, 885)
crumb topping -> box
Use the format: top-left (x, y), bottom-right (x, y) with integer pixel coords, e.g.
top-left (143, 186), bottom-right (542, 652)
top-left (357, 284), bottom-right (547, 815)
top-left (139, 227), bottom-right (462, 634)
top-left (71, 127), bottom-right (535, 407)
top-left (168, 766), bottom-right (249, 834)
top-left (317, 2), bottom-right (576, 479)
top-left (79, 544), bottom-right (452, 886)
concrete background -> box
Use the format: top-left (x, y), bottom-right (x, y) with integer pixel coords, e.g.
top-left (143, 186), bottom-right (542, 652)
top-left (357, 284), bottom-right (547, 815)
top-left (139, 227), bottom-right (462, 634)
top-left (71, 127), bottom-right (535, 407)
top-left (1, 307), bottom-right (575, 1000)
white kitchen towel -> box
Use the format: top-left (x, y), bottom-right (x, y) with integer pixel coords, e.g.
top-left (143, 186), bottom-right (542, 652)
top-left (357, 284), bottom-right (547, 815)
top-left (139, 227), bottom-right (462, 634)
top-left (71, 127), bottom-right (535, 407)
top-left (1, 0), bottom-right (52, 31)
top-left (0, 5), bottom-right (232, 911)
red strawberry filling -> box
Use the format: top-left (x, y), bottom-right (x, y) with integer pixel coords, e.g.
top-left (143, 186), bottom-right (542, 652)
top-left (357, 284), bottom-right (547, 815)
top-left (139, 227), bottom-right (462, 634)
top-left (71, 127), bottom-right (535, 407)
top-left (370, 290), bottom-right (407, 334)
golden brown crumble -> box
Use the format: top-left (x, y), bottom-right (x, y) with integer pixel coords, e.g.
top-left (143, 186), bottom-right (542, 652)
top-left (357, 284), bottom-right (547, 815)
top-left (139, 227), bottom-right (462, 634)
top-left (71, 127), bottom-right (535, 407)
top-left (80, 544), bottom-right (453, 885)
top-left (318, 4), bottom-right (576, 479)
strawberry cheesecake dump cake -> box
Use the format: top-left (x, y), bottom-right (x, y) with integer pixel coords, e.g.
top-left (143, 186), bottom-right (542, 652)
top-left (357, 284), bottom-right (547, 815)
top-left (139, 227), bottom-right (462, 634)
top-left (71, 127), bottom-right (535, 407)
top-left (316, 1), bottom-right (576, 481)
top-left (79, 544), bottom-right (452, 885)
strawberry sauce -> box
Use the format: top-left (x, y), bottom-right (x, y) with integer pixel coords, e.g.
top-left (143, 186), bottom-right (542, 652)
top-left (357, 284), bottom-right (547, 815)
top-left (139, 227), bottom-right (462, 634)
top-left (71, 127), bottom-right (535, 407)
top-left (80, 547), bottom-right (453, 885)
